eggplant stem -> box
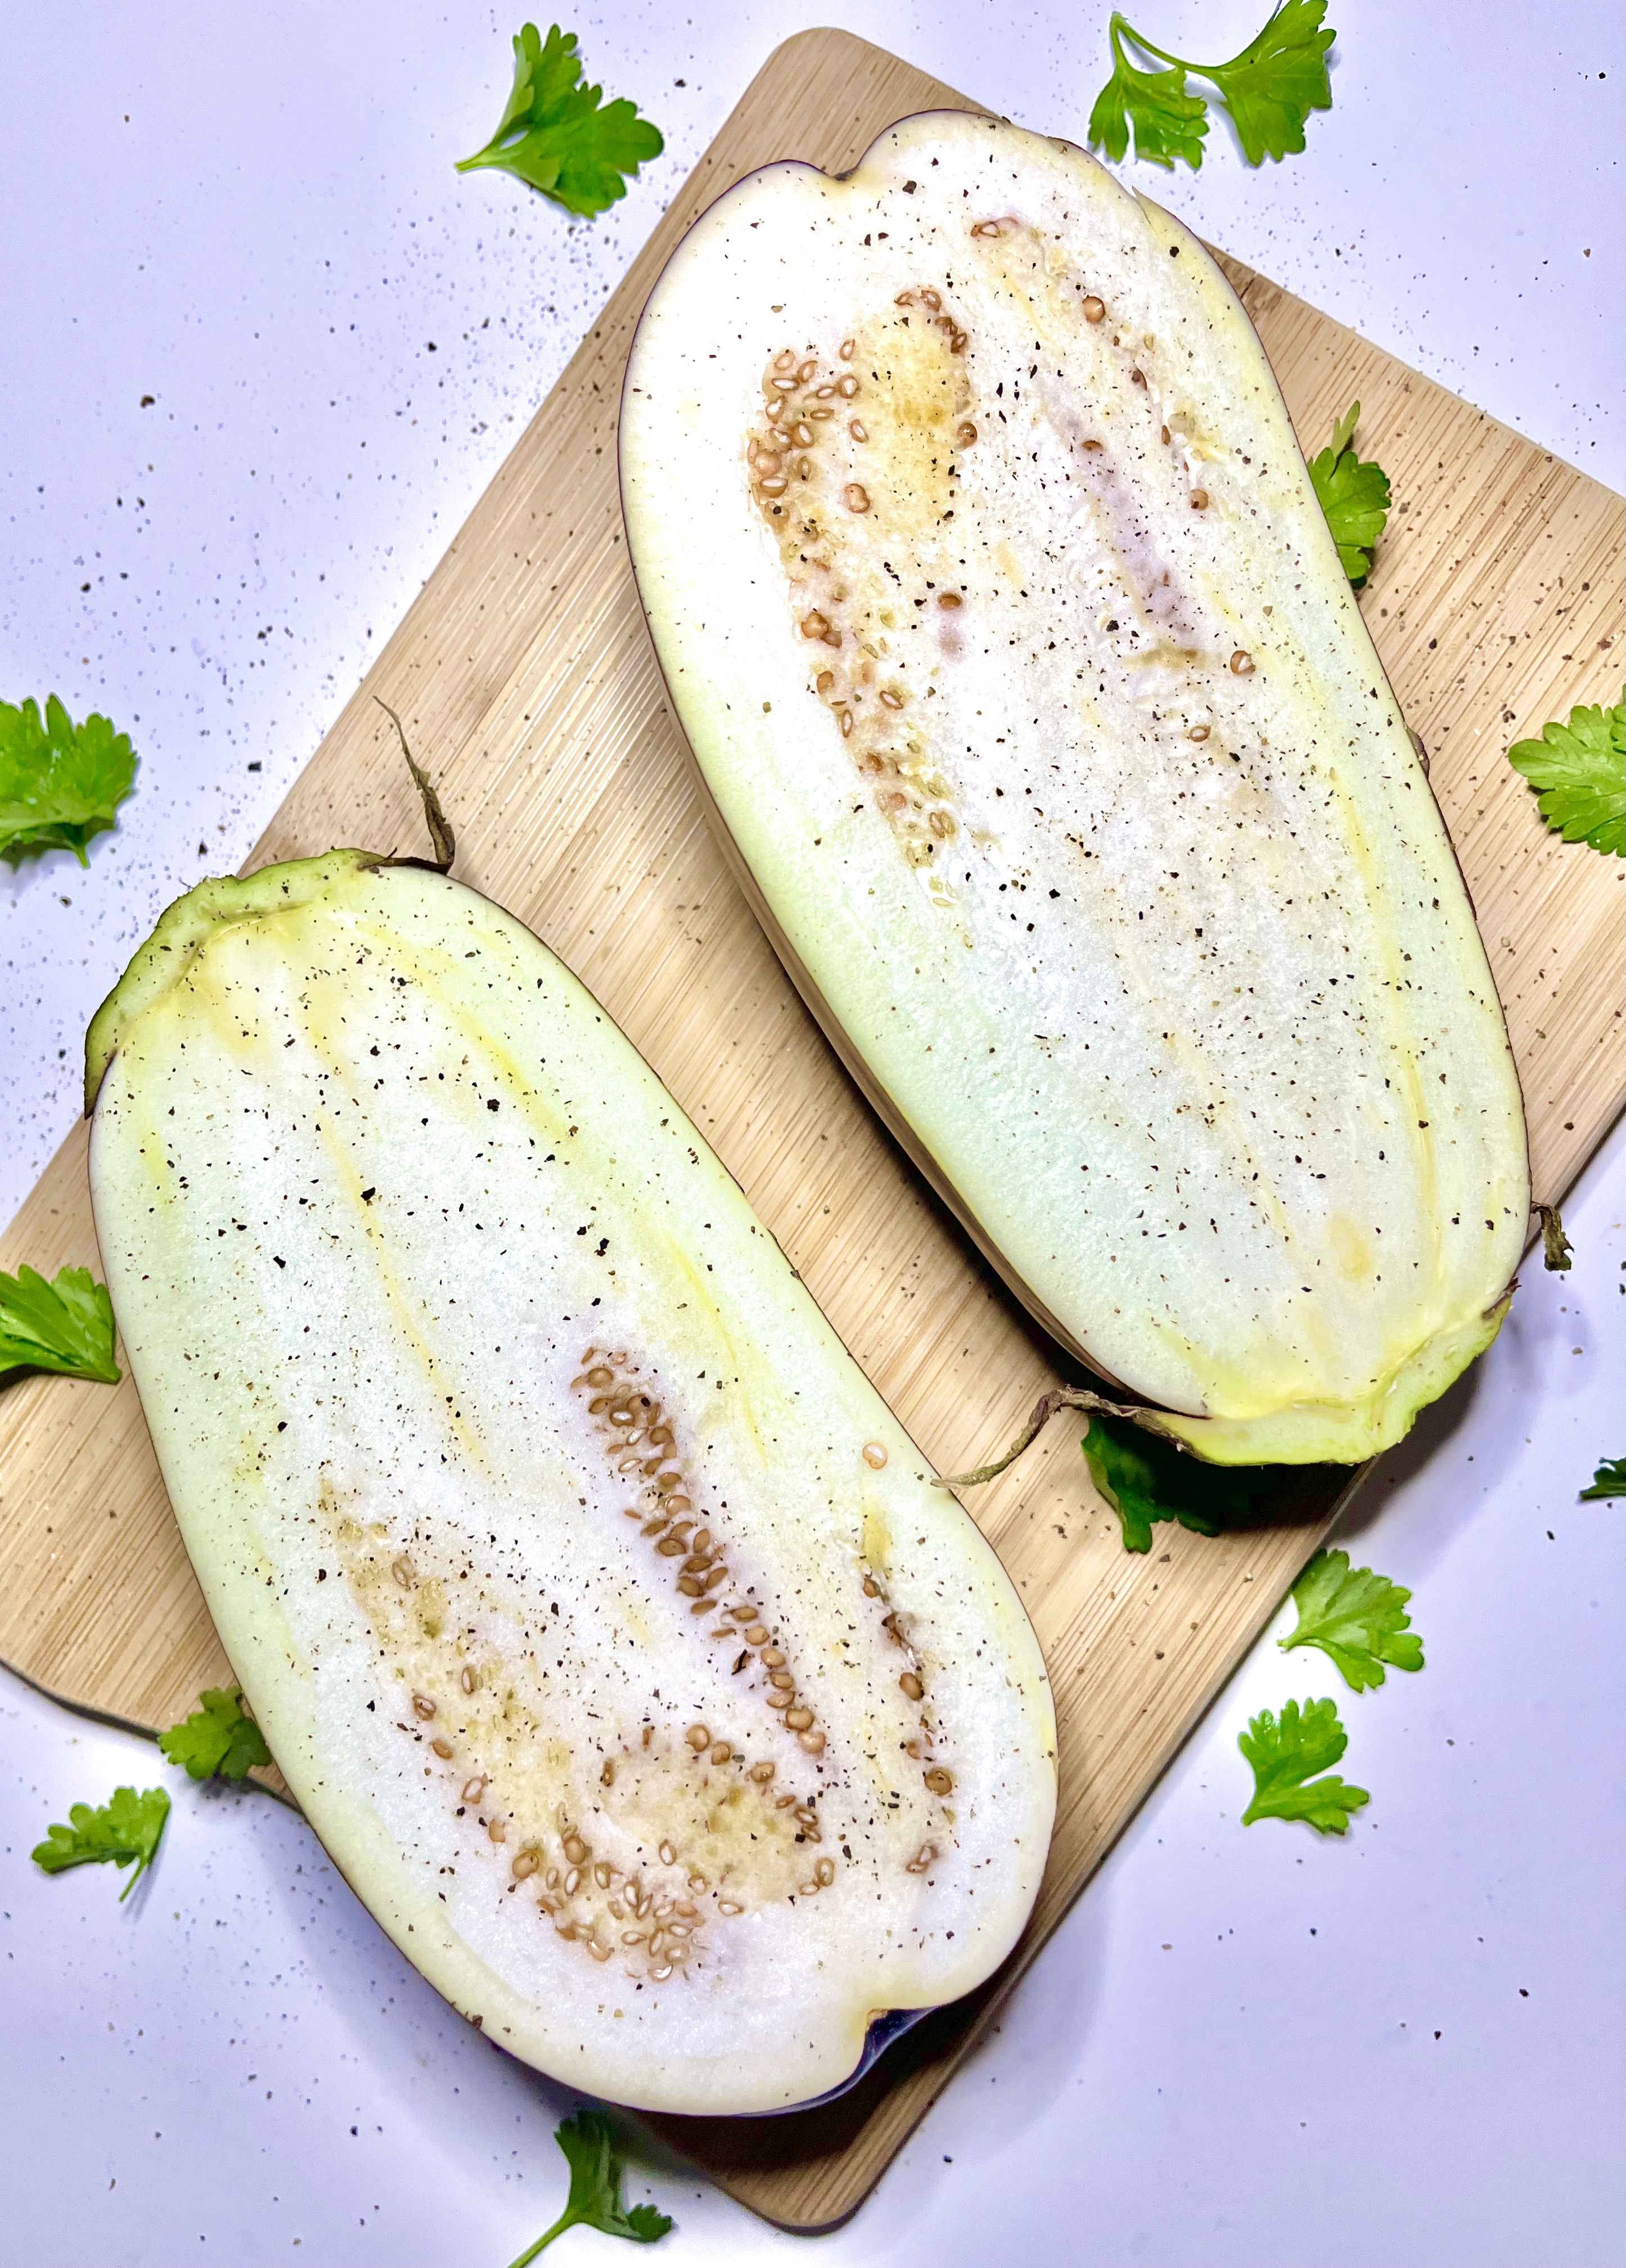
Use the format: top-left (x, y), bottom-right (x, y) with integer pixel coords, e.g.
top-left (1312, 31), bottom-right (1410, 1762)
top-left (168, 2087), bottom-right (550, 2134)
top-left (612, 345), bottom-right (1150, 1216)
top-left (935, 1385), bottom-right (1145, 1488)
top-left (1534, 1202), bottom-right (1573, 1272)
top-left (373, 698), bottom-right (456, 872)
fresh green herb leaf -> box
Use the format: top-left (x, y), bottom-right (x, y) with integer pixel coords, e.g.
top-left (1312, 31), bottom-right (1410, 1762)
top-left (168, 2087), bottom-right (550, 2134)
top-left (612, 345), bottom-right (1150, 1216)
top-left (1199, 0), bottom-right (1339, 165)
top-left (31, 1785), bottom-right (170, 1900)
top-left (1307, 402), bottom-right (1390, 586)
top-left (1507, 694), bottom-right (1625, 858)
top-left (1580, 1457), bottom-right (1625, 1501)
top-left (0, 694), bottom-right (138, 866)
top-left (1086, 23), bottom-right (1209, 170)
top-left (508, 2110), bottom-right (672, 2266)
top-left (1082, 1413), bottom-right (1282, 1552)
top-left (1280, 1547), bottom-right (1422, 1691)
top-left (1087, 4), bottom-right (1335, 173)
top-left (0, 1263), bottom-right (120, 1385)
top-left (159, 1687), bottom-right (273, 1781)
top-left (456, 24), bottom-right (663, 218)
top-left (1239, 1698), bottom-right (1368, 1833)
top-left (1535, 1202), bottom-right (1573, 1272)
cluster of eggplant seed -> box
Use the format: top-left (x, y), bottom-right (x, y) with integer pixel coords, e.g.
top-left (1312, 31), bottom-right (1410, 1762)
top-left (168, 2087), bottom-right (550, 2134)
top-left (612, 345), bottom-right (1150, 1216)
top-left (573, 1347), bottom-right (829, 1759)
top-left (377, 1338), bottom-right (956, 1981)
top-left (413, 1695), bottom-right (790, 1979)
top-left (515, 1811), bottom-right (736, 1982)
top-left (573, 1348), bottom-right (850, 1924)
top-left (749, 241), bottom-right (1255, 853)
top-left (466, 1725), bottom-right (739, 1978)
top-left (400, 1677), bottom-right (697, 1974)
top-left (578, 1349), bottom-right (948, 1879)
top-left (390, 1624), bottom-right (823, 1981)
top-left (747, 294), bottom-right (974, 869)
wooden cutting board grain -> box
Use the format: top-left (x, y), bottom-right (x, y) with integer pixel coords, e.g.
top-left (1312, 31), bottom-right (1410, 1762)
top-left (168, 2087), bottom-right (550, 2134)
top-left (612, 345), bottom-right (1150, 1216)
top-left (1, 29), bottom-right (1620, 2233)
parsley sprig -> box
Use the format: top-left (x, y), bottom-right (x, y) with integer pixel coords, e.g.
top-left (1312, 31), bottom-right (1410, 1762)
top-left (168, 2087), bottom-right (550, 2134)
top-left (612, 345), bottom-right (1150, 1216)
top-left (0, 1263), bottom-right (120, 1386)
top-left (1507, 694), bottom-right (1625, 859)
top-left (1581, 1457), bottom-right (1625, 1501)
top-left (0, 694), bottom-right (138, 866)
top-left (1240, 1697), bottom-right (1368, 1833)
top-left (457, 25), bottom-right (663, 218)
top-left (1281, 1547), bottom-right (1422, 1691)
top-left (508, 2110), bottom-right (672, 2265)
top-left (1307, 403), bottom-right (1391, 587)
top-left (31, 1785), bottom-right (170, 1900)
top-left (33, 1691), bottom-right (278, 1911)
top-left (1087, 3), bottom-right (1336, 173)
top-left (159, 1688), bottom-right (273, 1782)
top-left (1082, 1412), bottom-right (1287, 1553)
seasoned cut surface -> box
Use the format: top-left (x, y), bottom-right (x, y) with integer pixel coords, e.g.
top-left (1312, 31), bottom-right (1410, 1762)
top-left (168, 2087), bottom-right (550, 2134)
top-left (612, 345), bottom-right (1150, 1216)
top-left (88, 858), bottom-right (1055, 2112)
top-left (621, 112), bottom-right (1528, 1463)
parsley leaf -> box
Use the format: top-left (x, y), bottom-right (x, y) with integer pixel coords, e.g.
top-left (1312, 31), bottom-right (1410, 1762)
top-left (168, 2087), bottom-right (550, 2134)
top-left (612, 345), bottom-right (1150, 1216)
top-left (1087, 5), bottom-right (1335, 173)
top-left (1280, 1547), bottom-right (1423, 1690)
top-left (1507, 694), bottom-right (1625, 858)
top-left (0, 1263), bottom-right (121, 1385)
top-left (1239, 1698), bottom-right (1368, 1833)
top-left (1580, 1457), bottom-right (1625, 1501)
top-left (508, 2110), bottom-right (672, 2266)
top-left (1086, 24), bottom-right (1209, 170)
top-left (0, 694), bottom-right (138, 866)
top-left (1082, 1413), bottom-right (1282, 1552)
top-left (159, 1687), bottom-right (273, 1781)
top-left (1201, 0), bottom-right (1339, 165)
top-left (31, 1785), bottom-right (170, 1900)
top-left (456, 24), bottom-right (663, 218)
top-left (1307, 402), bottom-right (1391, 586)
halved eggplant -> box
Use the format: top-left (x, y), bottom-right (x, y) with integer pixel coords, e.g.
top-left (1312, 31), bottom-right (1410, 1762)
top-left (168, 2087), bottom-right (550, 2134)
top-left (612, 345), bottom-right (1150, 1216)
top-left (85, 846), bottom-right (1055, 2114)
top-left (620, 111), bottom-right (1530, 1466)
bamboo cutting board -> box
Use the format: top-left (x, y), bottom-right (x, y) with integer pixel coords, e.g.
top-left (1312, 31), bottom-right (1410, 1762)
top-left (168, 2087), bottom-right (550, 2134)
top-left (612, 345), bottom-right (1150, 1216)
top-left (1, 27), bottom-right (1621, 2234)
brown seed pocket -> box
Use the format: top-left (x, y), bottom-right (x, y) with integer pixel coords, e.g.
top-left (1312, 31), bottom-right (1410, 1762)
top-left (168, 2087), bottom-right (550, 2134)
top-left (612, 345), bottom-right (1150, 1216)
top-left (313, 1338), bottom-right (981, 1997)
top-left (328, 1460), bottom-right (849, 1984)
top-left (571, 1346), bottom-right (834, 1768)
top-left (746, 304), bottom-right (976, 879)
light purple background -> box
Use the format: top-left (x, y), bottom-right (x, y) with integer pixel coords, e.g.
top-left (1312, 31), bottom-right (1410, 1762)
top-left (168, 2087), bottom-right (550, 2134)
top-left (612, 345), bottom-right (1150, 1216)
top-left (2, 6), bottom-right (1622, 2262)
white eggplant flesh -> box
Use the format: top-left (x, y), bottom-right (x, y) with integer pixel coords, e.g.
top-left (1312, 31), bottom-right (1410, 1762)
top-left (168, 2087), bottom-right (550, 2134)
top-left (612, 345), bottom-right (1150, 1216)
top-left (620, 111), bottom-right (1530, 1466)
top-left (85, 853), bottom-right (1056, 2115)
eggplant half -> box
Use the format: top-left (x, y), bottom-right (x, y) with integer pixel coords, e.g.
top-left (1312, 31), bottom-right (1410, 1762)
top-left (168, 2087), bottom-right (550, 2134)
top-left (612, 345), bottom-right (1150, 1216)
top-left (85, 846), bottom-right (1056, 2113)
top-left (620, 111), bottom-right (1530, 1466)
